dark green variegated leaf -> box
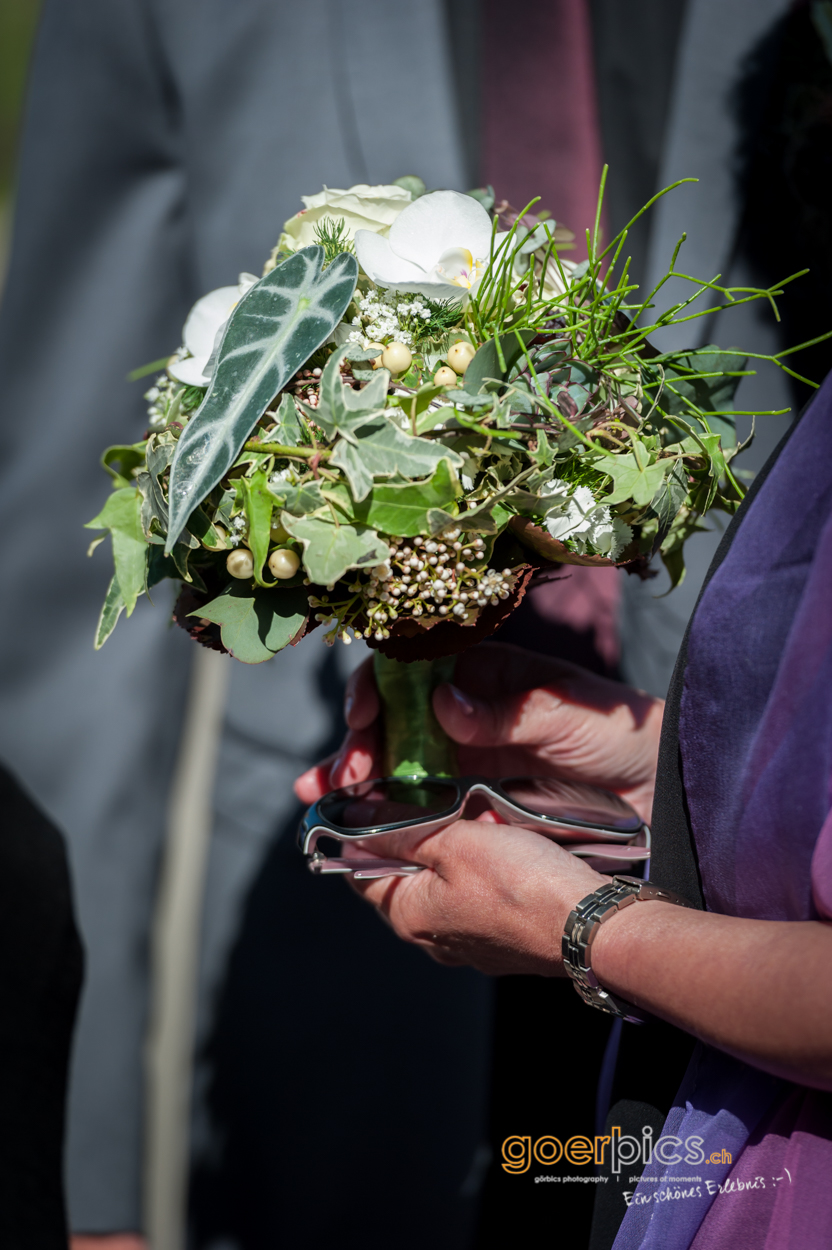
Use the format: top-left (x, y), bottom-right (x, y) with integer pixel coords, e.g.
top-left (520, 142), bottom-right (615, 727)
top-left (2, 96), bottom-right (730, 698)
top-left (306, 345), bottom-right (390, 442)
top-left (193, 582), bottom-right (309, 663)
top-left (239, 470), bottom-right (274, 584)
top-left (166, 246), bottom-right (358, 551)
top-left (281, 514), bottom-right (390, 586)
top-left (331, 417), bottom-right (463, 502)
top-left (85, 487), bottom-right (146, 616)
top-left (352, 461), bottom-right (460, 536)
top-left (94, 575), bottom-right (125, 649)
top-left (465, 330), bottom-right (536, 394)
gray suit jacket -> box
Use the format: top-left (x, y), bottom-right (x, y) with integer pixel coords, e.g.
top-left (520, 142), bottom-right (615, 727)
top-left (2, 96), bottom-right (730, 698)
top-left (0, 0), bottom-right (489, 1237)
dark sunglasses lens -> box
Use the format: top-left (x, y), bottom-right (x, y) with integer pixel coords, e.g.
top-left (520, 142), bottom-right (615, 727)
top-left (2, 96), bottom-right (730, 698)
top-left (499, 778), bottom-right (641, 832)
top-left (319, 778), bottom-right (458, 831)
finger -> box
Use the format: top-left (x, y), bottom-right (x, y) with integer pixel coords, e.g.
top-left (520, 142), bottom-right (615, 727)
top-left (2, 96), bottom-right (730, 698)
top-left (294, 753), bottom-right (339, 803)
top-left (293, 726), bottom-right (380, 803)
top-left (344, 656), bottom-right (379, 730)
top-left (329, 725), bottom-right (380, 788)
top-left (433, 680), bottom-right (569, 750)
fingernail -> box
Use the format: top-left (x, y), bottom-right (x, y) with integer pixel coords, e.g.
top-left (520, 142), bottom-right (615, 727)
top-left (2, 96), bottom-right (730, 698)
top-left (330, 750), bottom-right (347, 785)
top-left (448, 684), bottom-right (475, 716)
top-left (344, 693), bottom-right (354, 723)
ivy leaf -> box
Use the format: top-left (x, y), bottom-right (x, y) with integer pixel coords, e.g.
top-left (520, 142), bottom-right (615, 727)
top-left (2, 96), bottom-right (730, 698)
top-left (532, 429), bottom-right (555, 469)
top-left (102, 442), bottom-right (147, 488)
top-left (270, 392), bottom-right (305, 446)
top-left (136, 433), bottom-right (175, 542)
top-left (601, 443), bottom-right (670, 507)
top-left (238, 470), bottom-right (274, 584)
top-left (352, 461), bottom-right (461, 536)
top-left (650, 461), bottom-right (689, 545)
top-left (280, 514), bottom-right (390, 586)
top-left (267, 478), bottom-right (326, 516)
top-left (388, 382), bottom-right (450, 434)
top-left (306, 345), bottom-right (390, 442)
top-left (94, 575), bottom-right (125, 649)
top-left (331, 417), bottom-right (463, 502)
top-left (426, 503), bottom-right (499, 535)
top-left (85, 487), bottom-right (147, 616)
top-left (193, 582), bottom-right (310, 663)
top-left (166, 246), bottom-right (358, 551)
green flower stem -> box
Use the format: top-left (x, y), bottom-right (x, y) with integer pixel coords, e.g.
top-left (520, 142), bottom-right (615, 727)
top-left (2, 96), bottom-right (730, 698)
top-left (373, 652), bottom-right (458, 778)
top-left (244, 440), bottom-right (331, 460)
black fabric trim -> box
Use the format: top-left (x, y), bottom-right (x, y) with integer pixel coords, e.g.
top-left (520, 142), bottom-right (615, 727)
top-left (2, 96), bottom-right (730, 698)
top-left (650, 411), bottom-right (803, 905)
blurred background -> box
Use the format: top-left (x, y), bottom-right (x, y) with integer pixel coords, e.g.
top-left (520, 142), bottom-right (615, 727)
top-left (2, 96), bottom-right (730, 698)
top-left (0, 3), bottom-right (830, 1250)
top-left (0, 0), bottom-right (40, 279)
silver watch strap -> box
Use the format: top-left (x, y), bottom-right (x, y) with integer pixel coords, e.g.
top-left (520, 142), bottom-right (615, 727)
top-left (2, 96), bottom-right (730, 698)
top-left (561, 874), bottom-right (694, 1023)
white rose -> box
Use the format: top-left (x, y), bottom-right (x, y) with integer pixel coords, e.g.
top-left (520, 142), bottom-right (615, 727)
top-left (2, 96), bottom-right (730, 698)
top-left (277, 183), bottom-right (412, 256)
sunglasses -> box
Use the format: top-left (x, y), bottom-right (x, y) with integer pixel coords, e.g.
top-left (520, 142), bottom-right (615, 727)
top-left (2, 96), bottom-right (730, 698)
top-left (298, 774), bottom-right (650, 879)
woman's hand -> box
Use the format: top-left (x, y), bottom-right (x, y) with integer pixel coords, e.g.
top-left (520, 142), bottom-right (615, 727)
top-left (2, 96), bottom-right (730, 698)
top-left (345, 816), bottom-right (605, 977)
top-left (295, 642), bottom-right (664, 823)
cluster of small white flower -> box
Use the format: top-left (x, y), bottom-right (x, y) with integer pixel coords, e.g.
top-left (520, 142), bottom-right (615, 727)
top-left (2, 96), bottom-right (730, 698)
top-left (226, 515), bottom-right (248, 548)
top-left (144, 374), bottom-right (178, 430)
top-left (268, 466), bottom-right (300, 490)
top-left (544, 480), bottom-right (633, 559)
top-left (308, 528), bottom-right (518, 644)
top-left (348, 288), bottom-right (431, 349)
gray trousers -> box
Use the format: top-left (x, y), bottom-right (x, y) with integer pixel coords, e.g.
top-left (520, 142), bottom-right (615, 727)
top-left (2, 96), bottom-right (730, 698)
top-left (0, 0), bottom-right (490, 1237)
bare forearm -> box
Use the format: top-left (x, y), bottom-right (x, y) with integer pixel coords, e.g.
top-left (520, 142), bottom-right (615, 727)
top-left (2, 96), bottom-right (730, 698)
top-left (590, 902), bottom-right (832, 1089)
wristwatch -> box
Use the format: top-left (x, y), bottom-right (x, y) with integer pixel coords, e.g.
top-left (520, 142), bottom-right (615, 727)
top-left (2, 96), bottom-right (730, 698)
top-left (562, 875), bottom-right (695, 1024)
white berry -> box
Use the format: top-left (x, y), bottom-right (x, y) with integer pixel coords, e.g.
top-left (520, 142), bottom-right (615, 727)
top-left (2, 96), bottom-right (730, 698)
top-left (268, 548), bottom-right (301, 579)
top-left (381, 342), bottom-right (413, 375)
top-left (447, 341), bottom-right (476, 375)
top-left (226, 548), bottom-right (254, 579)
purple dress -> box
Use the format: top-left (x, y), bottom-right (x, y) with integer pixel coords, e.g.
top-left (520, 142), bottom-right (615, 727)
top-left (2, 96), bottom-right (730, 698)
top-left (614, 378), bottom-right (832, 1249)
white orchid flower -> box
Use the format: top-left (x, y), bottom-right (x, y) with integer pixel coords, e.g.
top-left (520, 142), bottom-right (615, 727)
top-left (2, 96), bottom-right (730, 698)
top-left (354, 190), bottom-right (506, 301)
top-left (168, 272), bottom-right (259, 387)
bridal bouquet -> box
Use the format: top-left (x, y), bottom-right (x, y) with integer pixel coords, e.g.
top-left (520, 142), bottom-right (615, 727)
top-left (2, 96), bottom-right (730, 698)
top-left (87, 172), bottom-right (812, 769)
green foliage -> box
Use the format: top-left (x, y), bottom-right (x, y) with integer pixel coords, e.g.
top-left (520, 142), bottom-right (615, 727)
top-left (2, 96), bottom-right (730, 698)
top-left (351, 461), bottom-right (460, 536)
top-left (331, 415), bottom-right (463, 501)
top-left (102, 443), bottom-right (146, 488)
top-left (94, 576), bottom-right (125, 650)
top-left (281, 514), bottom-right (390, 585)
top-left (601, 442), bottom-right (670, 507)
top-left (166, 246), bottom-right (358, 551)
top-left (394, 175), bottom-right (426, 199)
top-left (465, 331), bottom-right (536, 394)
top-left (194, 582), bottom-right (310, 663)
top-left (313, 216), bottom-right (356, 265)
top-left (85, 487), bottom-right (146, 616)
top-left (238, 470), bottom-right (274, 585)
